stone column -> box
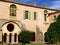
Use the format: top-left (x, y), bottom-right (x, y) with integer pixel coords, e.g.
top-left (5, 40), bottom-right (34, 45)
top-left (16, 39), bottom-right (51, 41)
top-left (0, 31), bottom-right (2, 42)
top-left (16, 35), bottom-right (18, 43)
top-left (7, 35), bottom-right (9, 43)
top-left (42, 33), bottom-right (45, 43)
top-left (35, 33), bottom-right (37, 43)
top-left (35, 33), bottom-right (41, 43)
top-left (35, 31), bottom-right (44, 43)
top-left (12, 35), bottom-right (14, 44)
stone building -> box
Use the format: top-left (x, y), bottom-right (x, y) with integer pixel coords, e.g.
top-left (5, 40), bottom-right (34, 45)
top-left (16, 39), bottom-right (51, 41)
top-left (0, 0), bottom-right (60, 44)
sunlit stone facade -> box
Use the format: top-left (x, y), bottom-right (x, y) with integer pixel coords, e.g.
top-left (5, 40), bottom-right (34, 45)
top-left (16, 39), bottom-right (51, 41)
top-left (0, 0), bottom-right (60, 44)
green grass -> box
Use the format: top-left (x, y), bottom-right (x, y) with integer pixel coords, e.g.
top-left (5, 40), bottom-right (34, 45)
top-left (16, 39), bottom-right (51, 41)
top-left (25, 43), bottom-right (44, 45)
top-left (0, 43), bottom-right (45, 45)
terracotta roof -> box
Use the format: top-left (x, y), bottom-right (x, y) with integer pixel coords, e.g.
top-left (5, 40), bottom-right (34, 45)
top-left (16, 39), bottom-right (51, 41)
top-left (48, 11), bottom-right (60, 16)
top-left (0, 0), bottom-right (60, 11)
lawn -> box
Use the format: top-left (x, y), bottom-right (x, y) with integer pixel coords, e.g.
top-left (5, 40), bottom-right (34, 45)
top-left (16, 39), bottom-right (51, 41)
top-left (25, 43), bottom-right (44, 45)
top-left (0, 43), bottom-right (59, 45)
top-left (0, 43), bottom-right (45, 45)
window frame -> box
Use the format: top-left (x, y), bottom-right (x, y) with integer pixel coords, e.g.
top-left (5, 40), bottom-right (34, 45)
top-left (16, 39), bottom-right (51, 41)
top-left (10, 4), bottom-right (17, 16)
top-left (24, 11), bottom-right (29, 19)
top-left (34, 12), bottom-right (37, 20)
top-left (44, 10), bottom-right (48, 21)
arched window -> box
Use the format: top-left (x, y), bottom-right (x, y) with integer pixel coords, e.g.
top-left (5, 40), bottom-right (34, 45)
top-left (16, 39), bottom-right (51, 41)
top-left (44, 10), bottom-right (48, 21)
top-left (9, 33), bottom-right (12, 43)
top-left (10, 4), bottom-right (17, 16)
top-left (14, 33), bottom-right (17, 42)
top-left (3, 33), bottom-right (7, 42)
top-left (44, 14), bottom-right (47, 21)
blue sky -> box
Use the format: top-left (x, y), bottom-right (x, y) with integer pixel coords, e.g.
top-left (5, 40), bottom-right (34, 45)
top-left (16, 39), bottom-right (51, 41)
top-left (13, 0), bottom-right (60, 10)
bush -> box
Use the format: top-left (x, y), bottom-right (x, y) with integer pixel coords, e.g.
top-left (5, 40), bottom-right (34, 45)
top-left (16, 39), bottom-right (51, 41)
top-left (19, 30), bottom-right (33, 45)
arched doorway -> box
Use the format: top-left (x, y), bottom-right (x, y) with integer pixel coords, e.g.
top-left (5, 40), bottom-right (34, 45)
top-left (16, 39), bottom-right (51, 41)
top-left (9, 33), bottom-right (12, 43)
top-left (2, 21), bottom-right (22, 43)
top-left (3, 33), bottom-right (7, 42)
top-left (14, 33), bottom-right (17, 42)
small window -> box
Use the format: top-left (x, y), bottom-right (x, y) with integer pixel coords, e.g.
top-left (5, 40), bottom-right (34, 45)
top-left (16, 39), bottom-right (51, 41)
top-left (34, 12), bottom-right (37, 20)
top-left (25, 11), bottom-right (28, 19)
top-left (53, 15), bottom-right (56, 20)
top-left (44, 14), bottom-right (47, 21)
top-left (10, 4), bottom-right (17, 16)
top-left (44, 10), bottom-right (48, 21)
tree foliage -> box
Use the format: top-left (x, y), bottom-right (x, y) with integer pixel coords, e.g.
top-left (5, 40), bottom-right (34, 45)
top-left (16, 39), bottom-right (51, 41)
top-left (45, 14), bottom-right (60, 44)
top-left (19, 30), bottom-right (33, 45)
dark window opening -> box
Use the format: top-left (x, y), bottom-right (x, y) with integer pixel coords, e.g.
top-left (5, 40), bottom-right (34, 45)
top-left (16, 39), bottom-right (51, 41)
top-left (9, 33), bottom-right (12, 43)
top-left (3, 33), bottom-right (7, 42)
top-left (18, 35), bottom-right (20, 42)
top-left (44, 10), bottom-right (48, 21)
top-left (10, 13), bottom-right (16, 16)
top-left (53, 15), bottom-right (56, 20)
top-left (14, 33), bottom-right (17, 42)
top-left (34, 12), bottom-right (36, 20)
top-left (7, 23), bottom-right (14, 32)
top-left (44, 14), bottom-right (47, 21)
top-left (25, 11), bottom-right (28, 19)
top-left (31, 32), bottom-right (35, 41)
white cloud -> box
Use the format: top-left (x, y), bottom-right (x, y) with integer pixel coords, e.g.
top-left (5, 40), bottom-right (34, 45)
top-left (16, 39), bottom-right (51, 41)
top-left (49, 0), bottom-right (60, 10)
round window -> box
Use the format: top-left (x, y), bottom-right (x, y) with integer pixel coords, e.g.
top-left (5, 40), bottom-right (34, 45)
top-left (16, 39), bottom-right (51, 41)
top-left (7, 23), bottom-right (14, 32)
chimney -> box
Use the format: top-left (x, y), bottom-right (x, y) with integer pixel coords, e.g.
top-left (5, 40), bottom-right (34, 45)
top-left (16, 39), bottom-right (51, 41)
top-left (33, 2), bottom-right (36, 6)
top-left (44, 4), bottom-right (47, 8)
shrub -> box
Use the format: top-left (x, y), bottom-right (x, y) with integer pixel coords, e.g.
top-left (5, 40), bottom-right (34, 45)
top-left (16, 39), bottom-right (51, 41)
top-left (19, 30), bottom-right (33, 45)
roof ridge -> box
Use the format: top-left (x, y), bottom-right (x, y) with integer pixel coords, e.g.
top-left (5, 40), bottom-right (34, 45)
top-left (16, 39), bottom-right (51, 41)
top-left (0, 0), bottom-right (60, 11)
top-left (48, 11), bottom-right (60, 16)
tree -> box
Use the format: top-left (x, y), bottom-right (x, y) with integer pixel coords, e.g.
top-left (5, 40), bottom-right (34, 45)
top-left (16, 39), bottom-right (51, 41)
top-left (19, 30), bottom-right (33, 45)
top-left (45, 14), bottom-right (60, 44)
top-left (56, 14), bottom-right (60, 22)
top-left (45, 22), bottom-right (59, 44)
top-left (56, 14), bottom-right (60, 42)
